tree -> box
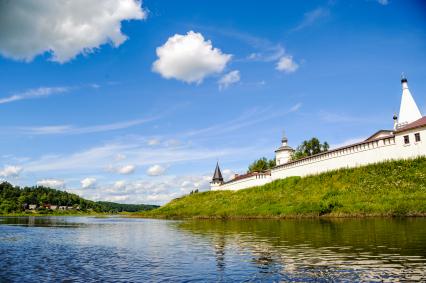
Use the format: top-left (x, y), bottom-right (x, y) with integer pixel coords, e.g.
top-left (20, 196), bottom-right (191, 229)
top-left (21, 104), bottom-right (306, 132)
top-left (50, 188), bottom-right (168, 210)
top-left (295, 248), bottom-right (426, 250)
top-left (291, 137), bottom-right (329, 161)
top-left (248, 157), bottom-right (276, 173)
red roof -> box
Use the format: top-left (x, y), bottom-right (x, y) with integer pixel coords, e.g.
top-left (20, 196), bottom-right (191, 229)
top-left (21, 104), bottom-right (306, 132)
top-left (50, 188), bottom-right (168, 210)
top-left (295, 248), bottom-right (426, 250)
top-left (396, 116), bottom-right (426, 133)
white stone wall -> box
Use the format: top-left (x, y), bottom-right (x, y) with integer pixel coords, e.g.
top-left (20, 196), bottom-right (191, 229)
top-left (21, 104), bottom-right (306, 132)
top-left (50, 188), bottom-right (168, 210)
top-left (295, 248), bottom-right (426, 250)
top-left (212, 173), bottom-right (271, 191)
top-left (272, 128), bottom-right (426, 181)
top-left (213, 126), bottom-right (426, 191)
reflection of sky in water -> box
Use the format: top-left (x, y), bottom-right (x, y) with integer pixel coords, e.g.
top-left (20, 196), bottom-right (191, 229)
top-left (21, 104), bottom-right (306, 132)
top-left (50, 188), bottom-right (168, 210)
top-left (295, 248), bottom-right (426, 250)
top-left (0, 217), bottom-right (425, 282)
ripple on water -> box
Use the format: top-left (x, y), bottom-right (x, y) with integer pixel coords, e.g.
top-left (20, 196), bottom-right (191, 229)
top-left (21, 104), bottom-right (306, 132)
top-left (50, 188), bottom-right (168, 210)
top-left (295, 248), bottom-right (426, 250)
top-left (0, 217), bottom-right (425, 282)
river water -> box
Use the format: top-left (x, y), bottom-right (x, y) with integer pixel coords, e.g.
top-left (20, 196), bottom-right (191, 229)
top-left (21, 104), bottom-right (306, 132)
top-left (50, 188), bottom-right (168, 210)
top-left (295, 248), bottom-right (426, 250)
top-left (0, 217), bottom-right (425, 282)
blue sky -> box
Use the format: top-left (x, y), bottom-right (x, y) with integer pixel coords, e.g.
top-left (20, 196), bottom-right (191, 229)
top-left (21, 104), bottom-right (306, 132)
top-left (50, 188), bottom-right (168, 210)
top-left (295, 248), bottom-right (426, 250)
top-left (0, 0), bottom-right (425, 204)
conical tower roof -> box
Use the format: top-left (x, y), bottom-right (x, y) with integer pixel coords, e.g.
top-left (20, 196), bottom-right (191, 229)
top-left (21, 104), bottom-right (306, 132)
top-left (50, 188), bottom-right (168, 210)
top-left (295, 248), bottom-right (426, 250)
top-left (398, 76), bottom-right (422, 127)
top-left (212, 162), bottom-right (223, 182)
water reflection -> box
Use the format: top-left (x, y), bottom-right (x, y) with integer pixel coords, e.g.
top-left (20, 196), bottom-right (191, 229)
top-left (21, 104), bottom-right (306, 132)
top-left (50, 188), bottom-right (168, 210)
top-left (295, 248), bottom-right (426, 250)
top-left (0, 217), bottom-right (425, 282)
top-left (177, 218), bottom-right (426, 282)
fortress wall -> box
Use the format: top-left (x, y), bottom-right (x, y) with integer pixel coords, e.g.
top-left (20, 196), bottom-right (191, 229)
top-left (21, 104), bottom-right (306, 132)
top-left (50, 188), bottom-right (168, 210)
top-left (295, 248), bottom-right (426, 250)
top-left (271, 128), bottom-right (426, 180)
top-left (212, 127), bottom-right (425, 191)
top-left (213, 173), bottom-right (271, 191)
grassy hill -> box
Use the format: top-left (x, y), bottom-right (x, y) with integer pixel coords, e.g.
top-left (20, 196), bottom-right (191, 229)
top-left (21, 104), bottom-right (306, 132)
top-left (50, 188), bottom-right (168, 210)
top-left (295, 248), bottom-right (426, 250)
top-left (141, 157), bottom-right (426, 219)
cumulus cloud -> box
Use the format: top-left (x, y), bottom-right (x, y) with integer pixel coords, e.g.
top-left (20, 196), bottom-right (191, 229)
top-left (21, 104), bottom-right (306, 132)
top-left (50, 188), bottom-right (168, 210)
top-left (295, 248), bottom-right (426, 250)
top-left (107, 164), bottom-right (136, 175)
top-left (0, 0), bottom-right (146, 63)
top-left (0, 165), bottom-right (22, 178)
top-left (147, 138), bottom-right (161, 146)
top-left (276, 55), bottom-right (299, 73)
top-left (114, 180), bottom-right (126, 190)
top-left (76, 174), bottom-right (212, 205)
top-left (222, 169), bottom-right (236, 181)
top-left (37, 179), bottom-right (65, 189)
top-left (152, 31), bottom-right (232, 83)
top-left (218, 70), bottom-right (241, 90)
top-left (81, 177), bottom-right (97, 189)
top-left (147, 164), bottom-right (166, 176)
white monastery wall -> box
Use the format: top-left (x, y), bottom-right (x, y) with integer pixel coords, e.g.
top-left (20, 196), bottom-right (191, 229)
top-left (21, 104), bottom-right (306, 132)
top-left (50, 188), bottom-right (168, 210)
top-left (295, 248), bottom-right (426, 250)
top-left (211, 78), bottom-right (425, 192)
top-left (214, 173), bottom-right (271, 191)
top-left (214, 128), bottom-right (425, 191)
top-left (272, 128), bottom-right (425, 181)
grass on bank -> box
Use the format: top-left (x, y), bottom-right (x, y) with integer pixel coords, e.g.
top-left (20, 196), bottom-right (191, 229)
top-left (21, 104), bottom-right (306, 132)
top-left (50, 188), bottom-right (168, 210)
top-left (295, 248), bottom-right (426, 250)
top-left (139, 157), bottom-right (426, 219)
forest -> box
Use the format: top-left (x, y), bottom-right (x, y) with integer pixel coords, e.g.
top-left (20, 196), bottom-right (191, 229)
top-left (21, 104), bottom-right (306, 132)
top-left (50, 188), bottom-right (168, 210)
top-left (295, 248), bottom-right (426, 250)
top-left (0, 182), bottom-right (158, 214)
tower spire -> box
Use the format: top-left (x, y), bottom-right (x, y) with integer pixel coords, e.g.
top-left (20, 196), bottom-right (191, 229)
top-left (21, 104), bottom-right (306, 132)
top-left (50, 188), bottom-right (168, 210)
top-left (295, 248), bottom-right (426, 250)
top-left (397, 74), bottom-right (422, 128)
top-left (212, 162), bottom-right (223, 183)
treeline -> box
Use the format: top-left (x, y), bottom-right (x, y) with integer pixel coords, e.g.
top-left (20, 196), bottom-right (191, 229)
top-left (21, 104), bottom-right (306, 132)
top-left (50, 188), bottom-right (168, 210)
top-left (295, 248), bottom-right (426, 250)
top-left (0, 182), bottom-right (158, 214)
top-left (247, 137), bottom-right (329, 173)
top-left (97, 201), bottom-right (158, 213)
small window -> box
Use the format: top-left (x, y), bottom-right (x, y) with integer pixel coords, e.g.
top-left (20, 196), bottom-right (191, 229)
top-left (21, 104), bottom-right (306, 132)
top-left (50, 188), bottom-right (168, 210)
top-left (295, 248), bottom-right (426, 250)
top-left (404, 135), bottom-right (410, 144)
top-left (415, 133), bottom-right (421, 142)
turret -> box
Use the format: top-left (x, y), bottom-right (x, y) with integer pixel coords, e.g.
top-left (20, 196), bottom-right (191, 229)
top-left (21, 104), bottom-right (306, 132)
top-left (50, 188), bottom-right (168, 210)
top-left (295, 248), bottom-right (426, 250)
top-left (210, 162), bottom-right (224, 190)
top-left (397, 75), bottom-right (422, 129)
top-left (275, 131), bottom-right (294, 166)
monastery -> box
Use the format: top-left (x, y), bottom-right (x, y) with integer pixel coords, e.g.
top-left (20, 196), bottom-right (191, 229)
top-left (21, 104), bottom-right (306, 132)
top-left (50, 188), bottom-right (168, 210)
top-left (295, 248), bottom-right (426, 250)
top-left (211, 76), bottom-right (426, 191)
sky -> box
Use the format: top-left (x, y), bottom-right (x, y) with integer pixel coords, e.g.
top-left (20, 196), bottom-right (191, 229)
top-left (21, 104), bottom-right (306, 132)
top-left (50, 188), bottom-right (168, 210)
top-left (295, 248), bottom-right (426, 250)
top-left (0, 0), bottom-right (425, 205)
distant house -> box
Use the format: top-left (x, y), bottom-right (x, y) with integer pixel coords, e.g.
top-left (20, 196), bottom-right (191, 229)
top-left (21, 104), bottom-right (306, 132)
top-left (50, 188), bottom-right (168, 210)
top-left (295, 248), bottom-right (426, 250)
top-left (28, 204), bottom-right (37, 210)
top-left (59, 206), bottom-right (67, 210)
top-left (50, 205), bottom-right (58, 210)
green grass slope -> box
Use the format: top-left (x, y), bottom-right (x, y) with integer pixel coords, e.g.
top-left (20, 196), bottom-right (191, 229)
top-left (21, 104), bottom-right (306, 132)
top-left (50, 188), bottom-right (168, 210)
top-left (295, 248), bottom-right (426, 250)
top-left (142, 158), bottom-right (426, 219)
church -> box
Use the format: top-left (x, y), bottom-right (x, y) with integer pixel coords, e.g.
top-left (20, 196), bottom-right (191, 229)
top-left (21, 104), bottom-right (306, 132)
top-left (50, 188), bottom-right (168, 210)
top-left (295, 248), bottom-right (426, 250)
top-left (211, 76), bottom-right (426, 191)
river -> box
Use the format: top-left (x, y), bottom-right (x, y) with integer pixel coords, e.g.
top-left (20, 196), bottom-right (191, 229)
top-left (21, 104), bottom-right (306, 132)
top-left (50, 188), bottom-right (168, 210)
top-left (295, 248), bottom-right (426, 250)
top-left (0, 216), bottom-right (425, 282)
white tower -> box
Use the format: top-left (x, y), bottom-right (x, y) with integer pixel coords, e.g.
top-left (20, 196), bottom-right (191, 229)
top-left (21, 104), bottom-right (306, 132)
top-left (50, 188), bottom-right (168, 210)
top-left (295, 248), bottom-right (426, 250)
top-left (275, 132), bottom-right (294, 166)
top-left (397, 75), bottom-right (422, 128)
top-left (210, 162), bottom-right (224, 190)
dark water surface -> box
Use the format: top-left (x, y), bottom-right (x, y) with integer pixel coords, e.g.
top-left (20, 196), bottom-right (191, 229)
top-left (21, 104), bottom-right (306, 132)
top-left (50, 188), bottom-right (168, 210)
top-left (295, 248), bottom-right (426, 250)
top-left (0, 217), bottom-right (425, 282)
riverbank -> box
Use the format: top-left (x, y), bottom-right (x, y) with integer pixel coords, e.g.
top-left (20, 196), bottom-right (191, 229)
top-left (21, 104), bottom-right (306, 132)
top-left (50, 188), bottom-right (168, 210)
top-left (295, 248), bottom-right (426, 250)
top-left (137, 157), bottom-right (426, 219)
top-left (0, 211), bottom-right (116, 217)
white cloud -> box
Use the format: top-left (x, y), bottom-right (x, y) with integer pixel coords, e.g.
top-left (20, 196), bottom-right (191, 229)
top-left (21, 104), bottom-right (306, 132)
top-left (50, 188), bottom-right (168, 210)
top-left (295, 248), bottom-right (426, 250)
top-left (276, 56), bottom-right (299, 73)
top-left (76, 174), bottom-right (213, 205)
top-left (0, 0), bottom-right (146, 63)
top-left (222, 169), bottom-right (236, 182)
top-left (152, 31), bottom-right (232, 84)
top-left (81, 177), bottom-right (97, 189)
top-left (107, 164), bottom-right (136, 175)
top-left (115, 154), bottom-right (126, 161)
top-left (19, 117), bottom-right (157, 135)
top-left (147, 164), bottom-right (166, 176)
top-left (289, 103), bottom-right (302, 112)
top-left (117, 165), bottom-right (136, 174)
top-left (377, 0), bottom-right (389, 5)
top-left (292, 7), bottom-right (330, 32)
top-left (37, 179), bottom-right (65, 189)
top-left (0, 87), bottom-right (69, 105)
top-left (147, 138), bottom-right (161, 146)
top-left (246, 45), bottom-right (285, 62)
top-left (218, 70), bottom-right (241, 90)
top-left (114, 180), bottom-right (126, 190)
top-left (0, 165), bottom-right (22, 178)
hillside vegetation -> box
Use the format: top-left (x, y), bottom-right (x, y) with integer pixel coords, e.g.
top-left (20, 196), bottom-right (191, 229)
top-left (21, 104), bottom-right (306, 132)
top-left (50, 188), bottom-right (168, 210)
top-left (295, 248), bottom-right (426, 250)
top-left (142, 158), bottom-right (426, 219)
top-left (0, 182), bottom-right (158, 215)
